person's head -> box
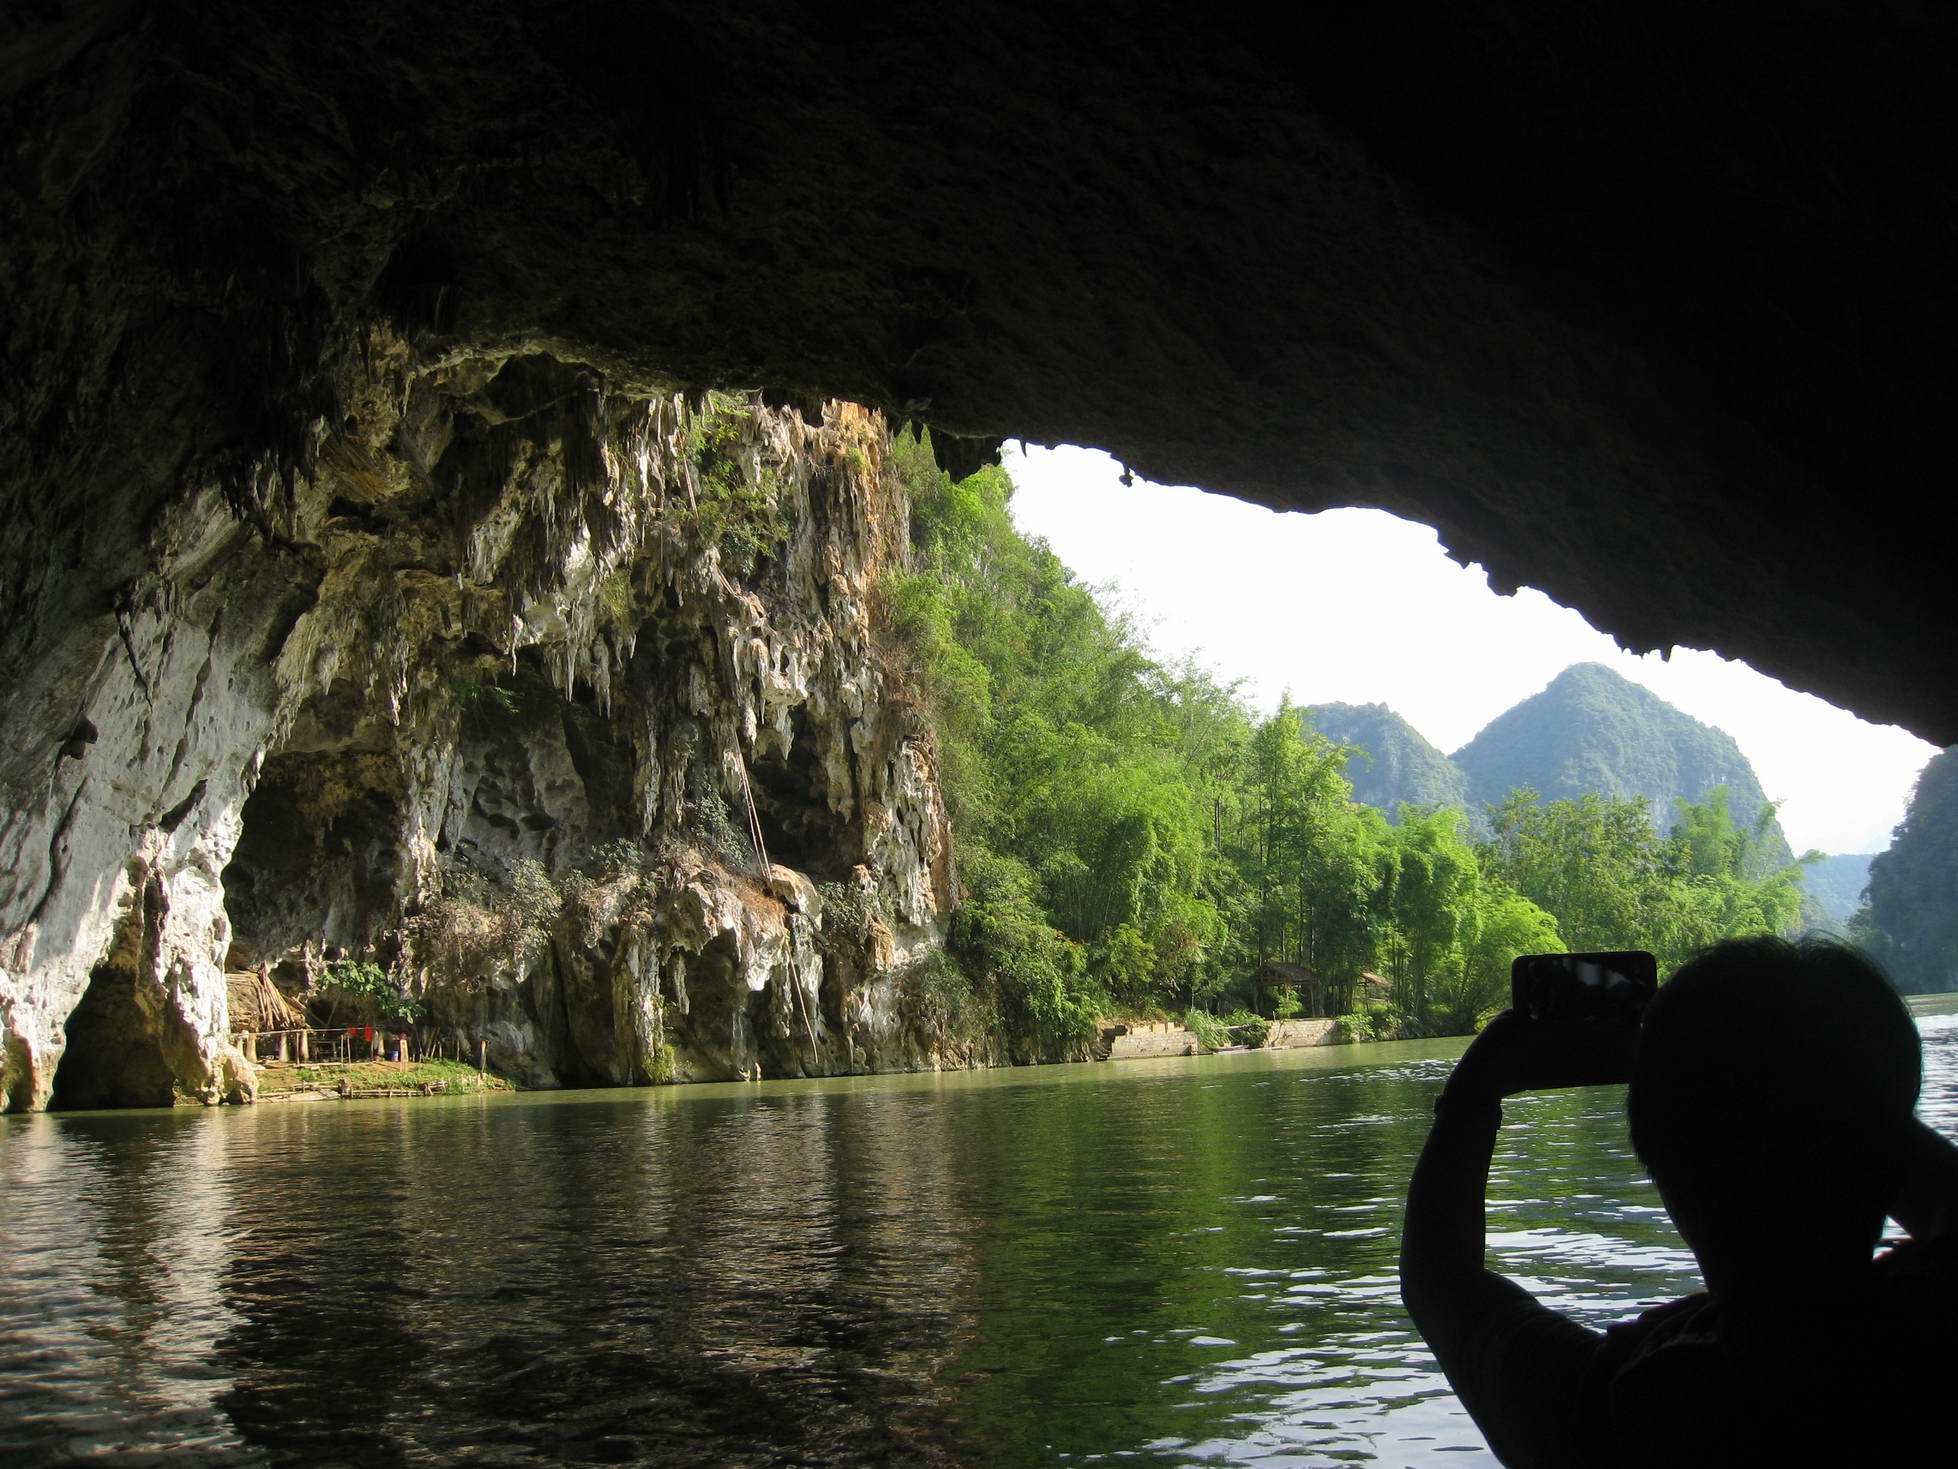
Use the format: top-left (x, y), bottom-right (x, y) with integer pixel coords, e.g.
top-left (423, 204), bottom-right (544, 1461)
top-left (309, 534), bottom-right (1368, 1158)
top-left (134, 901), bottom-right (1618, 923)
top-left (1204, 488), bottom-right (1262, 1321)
top-left (1627, 936), bottom-right (1920, 1290)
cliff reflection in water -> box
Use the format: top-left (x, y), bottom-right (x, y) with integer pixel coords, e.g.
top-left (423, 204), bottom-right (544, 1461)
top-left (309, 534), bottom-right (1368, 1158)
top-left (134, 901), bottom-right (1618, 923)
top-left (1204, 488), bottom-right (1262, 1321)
top-left (5, 1015), bottom-right (1954, 1466)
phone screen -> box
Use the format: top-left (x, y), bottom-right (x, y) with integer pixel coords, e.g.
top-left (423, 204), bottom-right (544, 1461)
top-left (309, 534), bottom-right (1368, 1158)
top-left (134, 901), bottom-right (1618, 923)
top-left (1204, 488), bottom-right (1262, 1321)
top-left (1511, 950), bottom-right (1657, 1024)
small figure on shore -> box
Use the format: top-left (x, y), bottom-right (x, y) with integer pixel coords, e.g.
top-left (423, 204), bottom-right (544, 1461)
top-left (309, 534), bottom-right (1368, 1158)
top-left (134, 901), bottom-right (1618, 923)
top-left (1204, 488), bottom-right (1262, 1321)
top-left (1400, 936), bottom-right (1958, 1466)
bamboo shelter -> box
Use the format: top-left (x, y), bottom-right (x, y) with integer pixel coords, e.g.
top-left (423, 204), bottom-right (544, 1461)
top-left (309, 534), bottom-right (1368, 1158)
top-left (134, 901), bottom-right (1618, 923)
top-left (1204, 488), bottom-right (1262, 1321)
top-left (226, 968), bottom-right (309, 1061)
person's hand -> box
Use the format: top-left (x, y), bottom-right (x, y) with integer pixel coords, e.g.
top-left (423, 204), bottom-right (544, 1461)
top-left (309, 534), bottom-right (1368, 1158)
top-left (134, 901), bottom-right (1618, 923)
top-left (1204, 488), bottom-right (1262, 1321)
top-left (1440, 1009), bottom-right (1638, 1106)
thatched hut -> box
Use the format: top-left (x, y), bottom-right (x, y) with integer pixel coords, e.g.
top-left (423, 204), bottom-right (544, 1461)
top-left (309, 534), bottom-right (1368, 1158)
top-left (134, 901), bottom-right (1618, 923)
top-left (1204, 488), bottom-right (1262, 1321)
top-left (1256, 961), bottom-right (1325, 1016)
top-left (227, 967), bottom-right (308, 1060)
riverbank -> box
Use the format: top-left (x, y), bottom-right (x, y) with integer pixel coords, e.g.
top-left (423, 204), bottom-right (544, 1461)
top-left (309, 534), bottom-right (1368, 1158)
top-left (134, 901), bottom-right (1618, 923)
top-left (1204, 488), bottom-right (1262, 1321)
top-left (254, 1058), bottom-right (517, 1102)
top-left (233, 1015), bottom-right (1356, 1102)
top-left (238, 993), bottom-right (1958, 1103)
top-left (1100, 1017), bottom-right (1344, 1060)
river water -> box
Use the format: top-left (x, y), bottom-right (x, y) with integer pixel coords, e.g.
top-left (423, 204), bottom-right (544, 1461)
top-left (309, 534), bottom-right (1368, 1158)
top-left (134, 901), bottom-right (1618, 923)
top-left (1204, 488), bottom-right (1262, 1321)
top-left (5, 1003), bottom-right (1955, 1468)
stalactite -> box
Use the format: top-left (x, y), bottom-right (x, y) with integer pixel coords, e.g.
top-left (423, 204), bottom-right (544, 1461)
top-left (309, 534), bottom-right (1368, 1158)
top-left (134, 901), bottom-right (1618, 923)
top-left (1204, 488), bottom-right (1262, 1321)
top-left (0, 325), bottom-right (965, 1109)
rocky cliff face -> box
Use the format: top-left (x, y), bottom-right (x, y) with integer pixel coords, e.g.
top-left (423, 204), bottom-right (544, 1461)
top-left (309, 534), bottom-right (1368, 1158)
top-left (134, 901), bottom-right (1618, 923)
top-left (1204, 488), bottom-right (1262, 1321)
top-left (1, 329), bottom-right (962, 1111)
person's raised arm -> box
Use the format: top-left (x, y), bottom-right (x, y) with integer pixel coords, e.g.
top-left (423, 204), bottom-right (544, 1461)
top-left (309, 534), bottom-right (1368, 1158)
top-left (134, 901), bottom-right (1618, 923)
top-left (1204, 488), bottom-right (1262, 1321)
top-left (1399, 1012), bottom-right (1638, 1468)
top-left (1889, 1116), bottom-right (1958, 1243)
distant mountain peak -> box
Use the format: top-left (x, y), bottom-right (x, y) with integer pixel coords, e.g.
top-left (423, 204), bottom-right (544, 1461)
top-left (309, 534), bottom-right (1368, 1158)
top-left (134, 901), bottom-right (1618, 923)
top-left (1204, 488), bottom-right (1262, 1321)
top-left (1451, 663), bottom-right (1791, 865)
top-left (1303, 666), bottom-right (1791, 867)
top-left (1557, 661), bottom-right (1624, 681)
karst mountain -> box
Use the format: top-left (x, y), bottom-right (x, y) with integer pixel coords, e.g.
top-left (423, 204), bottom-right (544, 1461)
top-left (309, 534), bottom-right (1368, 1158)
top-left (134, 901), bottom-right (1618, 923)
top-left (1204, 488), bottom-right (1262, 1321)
top-left (1310, 663), bottom-right (1797, 870)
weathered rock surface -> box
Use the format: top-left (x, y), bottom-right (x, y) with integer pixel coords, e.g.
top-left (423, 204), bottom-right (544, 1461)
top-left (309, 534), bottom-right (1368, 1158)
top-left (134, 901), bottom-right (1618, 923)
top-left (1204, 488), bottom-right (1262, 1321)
top-left (6, 3), bottom-right (1954, 749)
top-left (2, 331), bottom-right (961, 1109)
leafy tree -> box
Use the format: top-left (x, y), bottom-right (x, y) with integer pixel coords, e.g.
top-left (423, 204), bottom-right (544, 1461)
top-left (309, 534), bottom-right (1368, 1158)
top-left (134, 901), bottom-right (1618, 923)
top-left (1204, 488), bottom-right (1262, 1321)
top-left (321, 958), bottom-right (420, 1026)
top-left (1481, 789), bottom-right (1663, 953)
top-left (1481, 787), bottom-right (1806, 978)
top-left (1435, 885), bottom-right (1562, 1034)
top-left (1375, 807), bottom-right (1480, 1031)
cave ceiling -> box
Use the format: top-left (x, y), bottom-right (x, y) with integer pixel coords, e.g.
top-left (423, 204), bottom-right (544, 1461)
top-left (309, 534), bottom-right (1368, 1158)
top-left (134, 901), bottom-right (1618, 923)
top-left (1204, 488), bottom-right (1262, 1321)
top-left (5, 1), bottom-right (1955, 740)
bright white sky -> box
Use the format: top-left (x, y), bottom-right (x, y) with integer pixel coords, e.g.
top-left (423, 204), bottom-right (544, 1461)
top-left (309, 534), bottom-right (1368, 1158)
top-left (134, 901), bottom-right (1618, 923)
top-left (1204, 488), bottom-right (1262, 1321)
top-left (1003, 444), bottom-right (1938, 857)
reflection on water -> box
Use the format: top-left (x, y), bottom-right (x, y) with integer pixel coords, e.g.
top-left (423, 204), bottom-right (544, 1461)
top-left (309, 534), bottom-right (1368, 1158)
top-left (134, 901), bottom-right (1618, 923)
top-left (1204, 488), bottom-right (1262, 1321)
top-left (5, 1009), bottom-right (1954, 1467)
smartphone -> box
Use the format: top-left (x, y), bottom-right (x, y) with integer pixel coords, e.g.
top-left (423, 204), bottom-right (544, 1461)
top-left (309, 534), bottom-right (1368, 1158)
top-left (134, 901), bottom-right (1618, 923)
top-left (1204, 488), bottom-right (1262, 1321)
top-left (1511, 950), bottom-right (1657, 1025)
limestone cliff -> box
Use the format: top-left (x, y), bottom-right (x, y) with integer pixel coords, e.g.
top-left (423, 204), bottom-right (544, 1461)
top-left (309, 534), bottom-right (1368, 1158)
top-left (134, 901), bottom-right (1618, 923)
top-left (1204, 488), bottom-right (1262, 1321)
top-left (0, 330), bottom-right (963, 1110)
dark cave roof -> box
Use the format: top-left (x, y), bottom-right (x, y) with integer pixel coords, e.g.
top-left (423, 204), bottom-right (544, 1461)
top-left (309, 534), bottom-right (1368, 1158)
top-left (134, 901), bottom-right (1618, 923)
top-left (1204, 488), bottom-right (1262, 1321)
top-left (4, 2), bottom-right (1954, 738)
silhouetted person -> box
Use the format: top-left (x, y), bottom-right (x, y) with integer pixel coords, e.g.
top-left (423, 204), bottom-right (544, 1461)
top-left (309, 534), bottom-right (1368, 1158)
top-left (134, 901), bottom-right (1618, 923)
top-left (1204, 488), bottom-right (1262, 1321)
top-left (1401, 937), bottom-right (1958, 1466)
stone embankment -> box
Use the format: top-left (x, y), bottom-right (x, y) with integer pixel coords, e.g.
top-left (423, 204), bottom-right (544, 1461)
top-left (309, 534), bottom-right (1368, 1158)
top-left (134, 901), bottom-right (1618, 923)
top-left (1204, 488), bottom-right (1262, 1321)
top-left (1100, 1016), bottom-right (1349, 1061)
top-left (1101, 1022), bottom-right (1201, 1060)
top-left (1265, 1018), bottom-right (1342, 1048)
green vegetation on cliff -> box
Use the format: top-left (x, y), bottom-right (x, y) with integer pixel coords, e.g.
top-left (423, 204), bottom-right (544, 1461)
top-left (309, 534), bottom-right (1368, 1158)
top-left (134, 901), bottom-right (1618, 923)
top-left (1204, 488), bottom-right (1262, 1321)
top-left (889, 437), bottom-right (1813, 1040)
top-left (1305, 703), bottom-right (1472, 824)
top-left (1854, 747), bottom-right (1958, 993)
top-left (1800, 852), bottom-right (1875, 931)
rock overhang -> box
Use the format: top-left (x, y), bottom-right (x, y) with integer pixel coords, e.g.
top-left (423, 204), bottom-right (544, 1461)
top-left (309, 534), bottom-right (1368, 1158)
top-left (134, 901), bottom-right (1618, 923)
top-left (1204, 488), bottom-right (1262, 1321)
top-left (3, 0), bottom-right (1954, 743)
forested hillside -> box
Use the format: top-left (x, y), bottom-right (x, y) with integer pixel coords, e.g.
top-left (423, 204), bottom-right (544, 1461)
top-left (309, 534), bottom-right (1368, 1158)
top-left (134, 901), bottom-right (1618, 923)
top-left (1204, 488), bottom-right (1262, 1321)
top-left (1855, 747), bottom-right (1958, 992)
top-left (1800, 853), bottom-right (1875, 930)
top-left (1451, 663), bottom-right (1796, 869)
top-left (1305, 704), bottom-right (1473, 824)
top-left (888, 438), bottom-right (1813, 1043)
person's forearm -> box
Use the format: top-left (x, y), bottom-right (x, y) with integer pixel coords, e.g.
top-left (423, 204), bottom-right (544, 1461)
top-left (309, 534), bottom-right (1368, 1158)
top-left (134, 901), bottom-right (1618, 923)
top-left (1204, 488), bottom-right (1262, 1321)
top-left (1397, 1023), bottom-right (1614, 1468)
top-left (1400, 1091), bottom-right (1504, 1341)
top-left (1891, 1117), bottom-right (1958, 1242)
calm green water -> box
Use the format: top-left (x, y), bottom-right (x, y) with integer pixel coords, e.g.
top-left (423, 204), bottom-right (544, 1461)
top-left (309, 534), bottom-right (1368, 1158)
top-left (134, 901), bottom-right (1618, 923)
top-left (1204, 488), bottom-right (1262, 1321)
top-left (6, 1005), bottom-right (1955, 1468)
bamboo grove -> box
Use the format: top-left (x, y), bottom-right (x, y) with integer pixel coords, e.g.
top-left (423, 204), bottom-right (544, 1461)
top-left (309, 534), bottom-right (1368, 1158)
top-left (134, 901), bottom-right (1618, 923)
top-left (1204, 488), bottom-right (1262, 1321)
top-left (881, 434), bottom-right (1812, 1049)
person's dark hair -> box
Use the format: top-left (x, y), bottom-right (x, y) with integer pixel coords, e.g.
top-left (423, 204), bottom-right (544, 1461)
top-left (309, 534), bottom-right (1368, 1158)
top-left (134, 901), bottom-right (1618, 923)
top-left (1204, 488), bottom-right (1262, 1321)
top-left (1628, 935), bottom-right (1920, 1248)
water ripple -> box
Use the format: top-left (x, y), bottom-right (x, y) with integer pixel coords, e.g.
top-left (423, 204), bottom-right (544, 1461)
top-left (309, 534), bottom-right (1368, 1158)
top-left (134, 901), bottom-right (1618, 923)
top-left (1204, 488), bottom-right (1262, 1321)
top-left (1, 1020), bottom-right (1951, 1465)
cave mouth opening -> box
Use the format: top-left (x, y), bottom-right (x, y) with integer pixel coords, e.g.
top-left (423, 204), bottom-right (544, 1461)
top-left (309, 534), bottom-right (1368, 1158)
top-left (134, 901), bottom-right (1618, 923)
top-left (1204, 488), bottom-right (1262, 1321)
top-left (50, 961), bottom-right (177, 1110)
top-left (221, 750), bottom-right (405, 975)
top-left (748, 721), bottom-right (852, 881)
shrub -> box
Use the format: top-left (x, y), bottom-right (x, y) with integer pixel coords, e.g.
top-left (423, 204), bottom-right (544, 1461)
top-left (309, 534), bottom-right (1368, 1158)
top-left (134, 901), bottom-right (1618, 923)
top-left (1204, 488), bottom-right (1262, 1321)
top-left (1184, 1008), bottom-right (1233, 1051)
top-left (579, 837), bottom-right (649, 879)
top-left (690, 781), bottom-right (755, 871)
top-left (686, 406), bottom-right (789, 575)
top-left (899, 950), bottom-right (999, 1055)
top-left (1220, 1007), bottom-right (1271, 1048)
top-left (406, 854), bottom-right (562, 987)
top-left (1097, 922), bottom-right (1157, 1007)
top-left (508, 860), bottom-right (561, 933)
top-left (814, 879), bottom-right (894, 964)
top-left (1366, 999), bottom-right (1402, 1039)
top-left (1335, 1010), bottom-right (1374, 1044)
top-left (1334, 1000), bottom-right (1402, 1044)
